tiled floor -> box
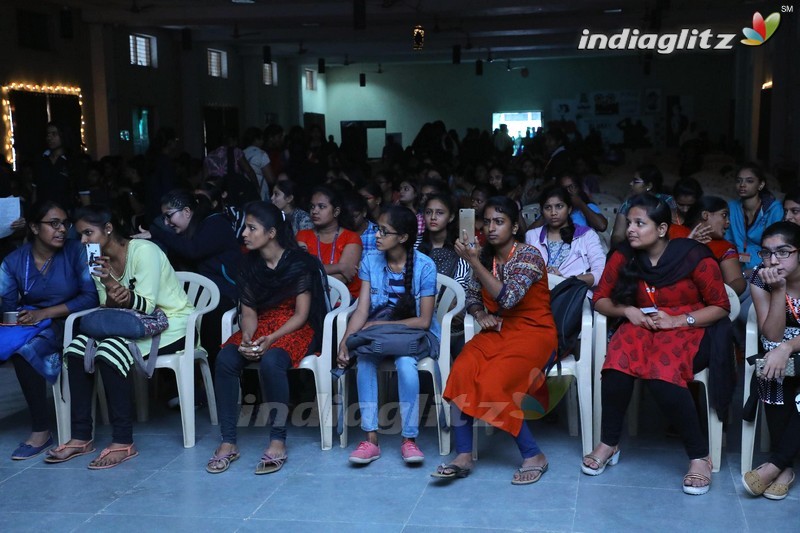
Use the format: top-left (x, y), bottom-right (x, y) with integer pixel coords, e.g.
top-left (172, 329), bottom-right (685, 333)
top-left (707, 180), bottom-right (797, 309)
top-left (0, 367), bottom-right (796, 532)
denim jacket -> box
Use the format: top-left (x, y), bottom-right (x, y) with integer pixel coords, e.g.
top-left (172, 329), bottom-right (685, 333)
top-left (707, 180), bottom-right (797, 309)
top-left (359, 250), bottom-right (441, 340)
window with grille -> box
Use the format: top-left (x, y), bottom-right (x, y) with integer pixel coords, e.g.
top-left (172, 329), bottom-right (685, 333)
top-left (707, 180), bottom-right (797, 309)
top-left (129, 34), bottom-right (156, 67)
top-left (263, 62), bottom-right (278, 86)
top-left (208, 49), bottom-right (228, 78)
top-left (304, 69), bottom-right (317, 91)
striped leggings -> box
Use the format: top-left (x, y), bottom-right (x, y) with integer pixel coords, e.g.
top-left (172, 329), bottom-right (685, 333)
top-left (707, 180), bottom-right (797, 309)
top-left (64, 335), bottom-right (184, 443)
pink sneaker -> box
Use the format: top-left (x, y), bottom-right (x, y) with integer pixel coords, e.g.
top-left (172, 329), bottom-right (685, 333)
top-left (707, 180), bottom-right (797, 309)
top-left (401, 440), bottom-right (425, 463)
top-left (349, 441), bottom-right (381, 464)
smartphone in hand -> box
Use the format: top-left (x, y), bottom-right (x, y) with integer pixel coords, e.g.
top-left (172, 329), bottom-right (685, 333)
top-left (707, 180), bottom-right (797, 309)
top-left (86, 243), bottom-right (101, 274)
top-left (459, 208), bottom-right (476, 244)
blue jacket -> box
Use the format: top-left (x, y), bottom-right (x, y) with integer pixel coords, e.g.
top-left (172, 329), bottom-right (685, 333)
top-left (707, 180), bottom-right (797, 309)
top-left (725, 197), bottom-right (783, 271)
top-left (359, 250), bottom-right (441, 340)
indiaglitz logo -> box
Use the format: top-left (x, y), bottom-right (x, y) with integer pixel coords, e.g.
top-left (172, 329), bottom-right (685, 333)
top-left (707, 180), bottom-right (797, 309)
top-left (577, 10), bottom-right (783, 53)
top-left (741, 11), bottom-right (781, 46)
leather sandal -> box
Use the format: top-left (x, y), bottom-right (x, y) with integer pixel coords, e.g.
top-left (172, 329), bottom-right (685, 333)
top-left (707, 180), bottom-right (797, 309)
top-left (511, 463), bottom-right (548, 485)
top-left (206, 450), bottom-right (240, 474)
top-left (431, 463), bottom-right (472, 479)
top-left (88, 443), bottom-right (139, 470)
top-left (255, 453), bottom-right (286, 475)
top-left (581, 446), bottom-right (620, 476)
top-left (683, 457), bottom-right (712, 495)
top-left (44, 440), bottom-right (95, 464)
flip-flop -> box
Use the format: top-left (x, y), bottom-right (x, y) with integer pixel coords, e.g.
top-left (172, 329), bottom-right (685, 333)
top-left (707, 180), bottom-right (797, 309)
top-left (87, 443), bottom-right (139, 470)
top-left (206, 451), bottom-right (240, 474)
top-left (511, 463), bottom-right (548, 485)
top-left (255, 453), bottom-right (287, 475)
top-left (44, 441), bottom-right (96, 464)
top-left (430, 463), bottom-right (472, 479)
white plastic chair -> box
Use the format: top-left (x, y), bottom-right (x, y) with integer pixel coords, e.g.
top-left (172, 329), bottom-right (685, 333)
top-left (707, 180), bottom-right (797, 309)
top-left (54, 272), bottom-right (220, 448)
top-left (464, 273), bottom-right (594, 459)
top-left (221, 276), bottom-right (351, 450)
top-left (53, 307), bottom-right (101, 445)
top-left (521, 205), bottom-right (540, 227)
top-left (592, 284), bottom-right (739, 473)
top-left (338, 273), bottom-right (465, 456)
top-left (741, 305), bottom-right (769, 473)
top-left (591, 193), bottom-right (622, 207)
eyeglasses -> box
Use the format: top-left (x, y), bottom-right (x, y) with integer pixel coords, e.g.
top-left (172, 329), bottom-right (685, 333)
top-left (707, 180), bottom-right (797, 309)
top-left (376, 226), bottom-right (401, 237)
top-left (38, 218), bottom-right (71, 230)
top-left (162, 209), bottom-right (181, 223)
top-left (630, 179), bottom-right (645, 185)
top-left (757, 249), bottom-right (799, 260)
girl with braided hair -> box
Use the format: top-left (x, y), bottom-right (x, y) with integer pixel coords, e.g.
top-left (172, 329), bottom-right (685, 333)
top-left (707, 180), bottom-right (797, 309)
top-left (337, 205), bottom-right (440, 465)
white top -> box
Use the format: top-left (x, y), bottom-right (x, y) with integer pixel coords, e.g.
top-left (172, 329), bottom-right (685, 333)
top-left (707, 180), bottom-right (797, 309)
top-left (243, 145), bottom-right (271, 201)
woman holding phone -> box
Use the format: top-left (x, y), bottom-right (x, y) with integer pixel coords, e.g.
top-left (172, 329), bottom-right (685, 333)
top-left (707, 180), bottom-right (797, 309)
top-left (0, 200), bottom-right (98, 459)
top-left (585, 194), bottom-right (731, 495)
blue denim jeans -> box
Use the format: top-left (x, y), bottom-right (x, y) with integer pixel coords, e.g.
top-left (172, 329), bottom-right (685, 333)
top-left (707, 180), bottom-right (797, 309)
top-left (356, 354), bottom-right (419, 438)
top-left (215, 344), bottom-right (292, 444)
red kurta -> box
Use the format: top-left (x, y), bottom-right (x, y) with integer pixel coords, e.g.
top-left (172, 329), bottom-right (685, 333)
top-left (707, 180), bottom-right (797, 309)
top-left (222, 298), bottom-right (315, 367)
top-left (445, 270), bottom-right (557, 436)
top-left (593, 252), bottom-right (730, 387)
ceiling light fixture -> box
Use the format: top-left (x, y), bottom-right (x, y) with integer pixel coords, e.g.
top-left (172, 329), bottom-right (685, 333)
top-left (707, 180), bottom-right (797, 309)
top-left (413, 25), bottom-right (425, 50)
top-left (231, 0), bottom-right (255, 4)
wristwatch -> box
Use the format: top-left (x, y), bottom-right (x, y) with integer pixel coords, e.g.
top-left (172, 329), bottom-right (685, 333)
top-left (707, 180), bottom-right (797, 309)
top-left (685, 313), bottom-right (696, 326)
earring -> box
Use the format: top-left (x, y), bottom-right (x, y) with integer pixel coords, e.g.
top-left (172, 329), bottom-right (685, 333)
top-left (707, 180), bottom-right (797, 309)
top-left (107, 232), bottom-right (111, 235)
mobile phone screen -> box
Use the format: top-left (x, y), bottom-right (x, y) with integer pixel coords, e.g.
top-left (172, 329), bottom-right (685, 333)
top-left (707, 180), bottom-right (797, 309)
top-left (86, 243), bottom-right (101, 271)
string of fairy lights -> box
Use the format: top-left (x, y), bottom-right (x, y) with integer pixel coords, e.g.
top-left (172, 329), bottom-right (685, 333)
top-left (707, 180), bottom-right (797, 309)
top-left (1, 82), bottom-right (86, 170)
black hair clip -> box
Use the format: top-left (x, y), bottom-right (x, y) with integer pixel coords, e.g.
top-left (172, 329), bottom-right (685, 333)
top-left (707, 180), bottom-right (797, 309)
top-left (128, 278), bottom-right (137, 291)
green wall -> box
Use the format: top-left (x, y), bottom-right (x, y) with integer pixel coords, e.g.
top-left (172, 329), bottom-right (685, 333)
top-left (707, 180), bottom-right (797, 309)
top-left (319, 53), bottom-right (735, 146)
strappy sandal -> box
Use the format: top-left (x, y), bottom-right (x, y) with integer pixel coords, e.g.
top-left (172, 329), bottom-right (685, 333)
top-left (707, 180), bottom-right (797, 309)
top-left (206, 450), bottom-right (240, 474)
top-left (581, 447), bottom-right (620, 476)
top-left (511, 463), bottom-right (548, 485)
top-left (430, 463), bottom-right (472, 479)
top-left (88, 443), bottom-right (139, 470)
top-left (683, 457), bottom-right (712, 495)
top-left (44, 440), bottom-right (95, 464)
top-left (255, 453), bottom-right (287, 475)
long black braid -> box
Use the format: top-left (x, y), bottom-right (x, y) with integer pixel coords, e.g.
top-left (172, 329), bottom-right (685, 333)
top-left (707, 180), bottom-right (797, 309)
top-left (382, 205), bottom-right (418, 320)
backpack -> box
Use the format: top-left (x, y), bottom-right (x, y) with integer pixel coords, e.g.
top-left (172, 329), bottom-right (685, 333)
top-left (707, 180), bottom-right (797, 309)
top-left (549, 276), bottom-right (589, 362)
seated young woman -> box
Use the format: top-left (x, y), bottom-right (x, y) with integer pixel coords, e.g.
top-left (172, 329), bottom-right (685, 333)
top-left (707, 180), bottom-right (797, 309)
top-left (584, 194), bottom-right (731, 495)
top-left (783, 188), bottom-right (800, 226)
top-left (296, 186), bottom-right (362, 300)
top-left (208, 201), bottom-right (328, 475)
top-left (742, 222), bottom-right (800, 500)
top-left (435, 196), bottom-right (558, 485)
top-left (132, 189), bottom-right (241, 364)
top-left (558, 174), bottom-right (608, 233)
top-left (271, 178), bottom-right (313, 235)
top-left (725, 163), bottom-right (783, 275)
top-left (610, 165), bottom-right (677, 248)
top-left (683, 196), bottom-right (746, 295)
top-left (46, 205), bottom-right (194, 469)
top-left (337, 205), bottom-right (439, 465)
top-left (525, 186), bottom-right (605, 290)
top-left (343, 192), bottom-right (379, 258)
top-left (418, 193), bottom-right (470, 288)
top-left (0, 201), bottom-right (98, 460)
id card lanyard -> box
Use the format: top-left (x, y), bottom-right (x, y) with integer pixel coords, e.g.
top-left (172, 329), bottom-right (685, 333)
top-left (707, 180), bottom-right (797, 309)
top-left (316, 230), bottom-right (340, 265)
